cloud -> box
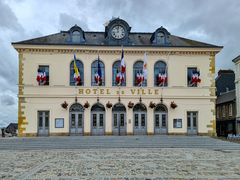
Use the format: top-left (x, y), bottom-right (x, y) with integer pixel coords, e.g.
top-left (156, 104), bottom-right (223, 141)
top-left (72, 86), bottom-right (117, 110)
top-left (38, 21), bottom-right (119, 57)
top-left (0, 94), bottom-right (16, 106)
top-left (0, 0), bottom-right (240, 127)
top-left (0, 1), bottom-right (24, 31)
top-left (59, 13), bottom-right (89, 31)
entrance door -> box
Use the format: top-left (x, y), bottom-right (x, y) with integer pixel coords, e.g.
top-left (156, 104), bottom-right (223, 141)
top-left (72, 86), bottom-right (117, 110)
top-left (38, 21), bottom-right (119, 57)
top-left (38, 111), bottom-right (49, 136)
top-left (113, 112), bottom-right (126, 135)
top-left (154, 113), bottom-right (167, 134)
top-left (91, 112), bottom-right (105, 135)
top-left (69, 103), bottom-right (84, 136)
top-left (134, 112), bottom-right (147, 135)
top-left (187, 111), bottom-right (198, 135)
top-left (70, 112), bottom-right (83, 135)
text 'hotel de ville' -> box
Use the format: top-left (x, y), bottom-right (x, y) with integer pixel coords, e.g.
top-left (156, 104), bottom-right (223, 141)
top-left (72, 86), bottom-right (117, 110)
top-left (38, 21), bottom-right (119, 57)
top-left (12, 18), bottom-right (222, 137)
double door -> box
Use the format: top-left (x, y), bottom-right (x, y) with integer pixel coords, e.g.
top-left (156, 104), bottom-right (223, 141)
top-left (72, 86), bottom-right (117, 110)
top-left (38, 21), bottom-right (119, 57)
top-left (38, 111), bottom-right (49, 136)
top-left (112, 112), bottom-right (126, 135)
top-left (70, 112), bottom-right (84, 135)
top-left (91, 112), bottom-right (105, 135)
top-left (154, 113), bottom-right (167, 134)
top-left (187, 112), bottom-right (198, 135)
top-left (134, 112), bottom-right (147, 135)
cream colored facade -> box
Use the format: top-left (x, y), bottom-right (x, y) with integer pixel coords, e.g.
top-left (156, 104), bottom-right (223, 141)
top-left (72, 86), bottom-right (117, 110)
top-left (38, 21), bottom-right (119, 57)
top-left (13, 45), bottom-right (221, 137)
top-left (12, 19), bottom-right (222, 136)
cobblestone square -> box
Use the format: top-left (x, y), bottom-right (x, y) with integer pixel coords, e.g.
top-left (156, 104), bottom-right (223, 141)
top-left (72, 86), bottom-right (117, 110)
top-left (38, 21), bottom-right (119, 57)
top-left (0, 148), bottom-right (240, 179)
top-left (0, 136), bottom-right (240, 179)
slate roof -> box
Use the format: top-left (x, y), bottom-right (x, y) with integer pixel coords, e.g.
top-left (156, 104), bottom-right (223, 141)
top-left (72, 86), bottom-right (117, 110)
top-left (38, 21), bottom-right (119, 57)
top-left (216, 90), bottom-right (236, 105)
top-left (12, 30), bottom-right (222, 48)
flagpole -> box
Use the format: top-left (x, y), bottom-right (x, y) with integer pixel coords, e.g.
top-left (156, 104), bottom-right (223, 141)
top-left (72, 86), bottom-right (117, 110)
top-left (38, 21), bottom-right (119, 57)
top-left (97, 50), bottom-right (100, 102)
top-left (74, 52), bottom-right (78, 103)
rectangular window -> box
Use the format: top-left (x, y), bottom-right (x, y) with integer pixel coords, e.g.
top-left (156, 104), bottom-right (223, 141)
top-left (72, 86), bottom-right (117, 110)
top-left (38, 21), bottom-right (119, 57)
top-left (38, 111), bottom-right (49, 128)
top-left (71, 114), bottom-right (75, 127)
top-left (162, 114), bottom-right (166, 127)
top-left (135, 114), bottom-right (138, 127)
top-left (222, 105), bottom-right (225, 117)
top-left (187, 67), bottom-right (199, 87)
top-left (99, 114), bottom-right (104, 127)
top-left (229, 104), bottom-right (233, 117)
top-left (114, 114), bottom-right (118, 127)
top-left (173, 119), bottom-right (182, 128)
top-left (120, 114), bottom-right (124, 127)
top-left (141, 114), bottom-right (145, 127)
top-left (155, 114), bottom-right (159, 127)
top-left (78, 114), bottom-right (82, 127)
top-left (37, 65), bottom-right (49, 85)
top-left (93, 114), bottom-right (97, 127)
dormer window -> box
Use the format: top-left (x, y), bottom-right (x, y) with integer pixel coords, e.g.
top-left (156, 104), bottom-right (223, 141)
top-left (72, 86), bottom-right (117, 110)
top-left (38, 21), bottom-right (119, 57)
top-left (72, 30), bottom-right (81, 43)
top-left (151, 27), bottom-right (170, 46)
top-left (156, 32), bottom-right (165, 44)
top-left (67, 25), bottom-right (85, 44)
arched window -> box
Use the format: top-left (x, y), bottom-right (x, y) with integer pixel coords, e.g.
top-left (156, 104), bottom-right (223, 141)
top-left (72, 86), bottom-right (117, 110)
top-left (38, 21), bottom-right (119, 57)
top-left (70, 60), bottom-right (84, 86)
top-left (91, 103), bottom-right (105, 112)
top-left (133, 103), bottom-right (147, 112)
top-left (133, 61), bottom-right (147, 86)
top-left (91, 60), bottom-right (105, 86)
top-left (72, 30), bottom-right (81, 43)
top-left (69, 103), bottom-right (84, 112)
top-left (154, 61), bottom-right (167, 87)
top-left (112, 60), bottom-right (126, 86)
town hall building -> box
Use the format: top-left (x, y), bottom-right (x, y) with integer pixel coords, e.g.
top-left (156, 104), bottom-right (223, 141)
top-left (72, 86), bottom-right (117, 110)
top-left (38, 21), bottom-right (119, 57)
top-left (12, 18), bottom-right (222, 137)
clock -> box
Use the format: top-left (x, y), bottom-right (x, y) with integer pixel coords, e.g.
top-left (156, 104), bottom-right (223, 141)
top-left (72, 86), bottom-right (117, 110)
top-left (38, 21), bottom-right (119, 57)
top-left (111, 25), bottom-right (126, 39)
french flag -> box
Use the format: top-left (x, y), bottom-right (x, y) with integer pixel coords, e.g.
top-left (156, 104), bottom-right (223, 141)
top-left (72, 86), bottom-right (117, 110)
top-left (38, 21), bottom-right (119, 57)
top-left (36, 70), bottom-right (42, 83)
top-left (136, 72), bottom-right (144, 86)
top-left (95, 55), bottom-right (102, 85)
top-left (157, 72), bottom-right (167, 86)
top-left (116, 72), bottom-right (124, 86)
top-left (190, 70), bottom-right (201, 86)
top-left (41, 72), bottom-right (47, 84)
top-left (120, 49), bottom-right (125, 74)
top-left (74, 73), bottom-right (81, 85)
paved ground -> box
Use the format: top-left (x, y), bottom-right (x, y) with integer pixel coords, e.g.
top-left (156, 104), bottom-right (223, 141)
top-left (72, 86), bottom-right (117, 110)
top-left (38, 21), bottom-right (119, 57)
top-left (0, 136), bottom-right (240, 150)
top-left (0, 136), bottom-right (240, 179)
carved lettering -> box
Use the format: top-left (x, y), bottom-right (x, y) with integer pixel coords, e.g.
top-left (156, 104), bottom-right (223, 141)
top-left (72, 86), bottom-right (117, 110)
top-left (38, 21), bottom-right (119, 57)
top-left (92, 89), bottom-right (97, 94)
top-left (86, 89), bottom-right (91, 94)
top-left (148, 89), bottom-right (153, 95)
top-left (137, 89), bottom-right (140, 95)
top-left (79, 89), bottom-right (84, 95)
top-left (100, 89), bottom-right (104, 95)
top-left (131, 89), bottom-right (136, 95)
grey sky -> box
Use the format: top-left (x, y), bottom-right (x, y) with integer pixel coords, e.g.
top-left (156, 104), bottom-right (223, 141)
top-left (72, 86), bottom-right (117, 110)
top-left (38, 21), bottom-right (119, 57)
top-left (0, 0), bottom-right (239, 127)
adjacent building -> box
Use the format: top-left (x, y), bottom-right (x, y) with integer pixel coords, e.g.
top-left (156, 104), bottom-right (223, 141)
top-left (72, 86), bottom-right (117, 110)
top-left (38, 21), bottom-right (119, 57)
top-left (232, 55), bottom-right (240, 134)
top-left (216, 70), bottom-right (236, 136)
top-left (12, 18), bottom-right (222, 137)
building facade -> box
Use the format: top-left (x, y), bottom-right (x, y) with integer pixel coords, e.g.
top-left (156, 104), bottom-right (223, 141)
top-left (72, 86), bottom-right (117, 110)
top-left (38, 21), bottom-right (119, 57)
top-left (232, 55), bottom-right (240, 134)
top-left (12, 18), bottom-right (222, 137)
top-left (216, 70), bottom-right (236, 136)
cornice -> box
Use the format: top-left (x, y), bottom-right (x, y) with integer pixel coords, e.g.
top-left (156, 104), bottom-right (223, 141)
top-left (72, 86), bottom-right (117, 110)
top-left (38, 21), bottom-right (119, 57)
top-left (12, 44), bottom-right (221, 55)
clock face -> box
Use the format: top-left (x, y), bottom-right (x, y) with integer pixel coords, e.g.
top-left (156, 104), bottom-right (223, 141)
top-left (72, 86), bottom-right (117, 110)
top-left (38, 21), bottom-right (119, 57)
top-left (111, 25), bottom-right (125, 39)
